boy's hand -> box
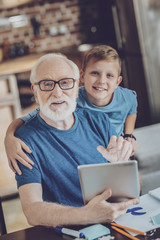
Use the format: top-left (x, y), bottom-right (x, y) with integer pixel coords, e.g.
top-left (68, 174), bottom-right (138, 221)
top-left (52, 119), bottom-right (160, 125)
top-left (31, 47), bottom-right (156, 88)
top-left (4, 136), bottom-right (33, 175)
top-left (125, 137), bottom-right (138, 156)
top-left (97, 136), bottom-right (132, 162)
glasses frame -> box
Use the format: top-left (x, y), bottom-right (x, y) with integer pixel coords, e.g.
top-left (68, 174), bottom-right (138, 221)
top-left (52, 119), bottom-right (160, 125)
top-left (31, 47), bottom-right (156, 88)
top-left (34, 78), bottom-right (76, 91)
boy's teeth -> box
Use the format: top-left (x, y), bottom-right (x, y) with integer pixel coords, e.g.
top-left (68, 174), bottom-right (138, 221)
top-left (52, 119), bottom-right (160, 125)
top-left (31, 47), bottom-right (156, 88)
top-left (95, 87), bottom-right (104, 90)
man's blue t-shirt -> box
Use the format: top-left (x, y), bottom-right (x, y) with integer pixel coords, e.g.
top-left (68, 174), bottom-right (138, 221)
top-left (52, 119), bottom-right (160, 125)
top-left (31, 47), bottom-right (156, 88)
top-left (16, 108), bottom-right (116, 207)
top-left (21, 86), bottom-right (137, 135)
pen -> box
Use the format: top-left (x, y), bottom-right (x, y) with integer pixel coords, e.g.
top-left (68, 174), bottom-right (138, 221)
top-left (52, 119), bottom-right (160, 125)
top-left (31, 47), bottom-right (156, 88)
top-left (55, 226), bottom-right (85, 238)
top-left (111, 226), bottom-right (139, 240)
top-left (111, 222), bottom-right (146, 236)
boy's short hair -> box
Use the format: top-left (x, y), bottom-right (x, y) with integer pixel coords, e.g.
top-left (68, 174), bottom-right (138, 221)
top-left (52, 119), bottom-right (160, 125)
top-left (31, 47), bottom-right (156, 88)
top-left (82, 45), bottom-right (121, 75)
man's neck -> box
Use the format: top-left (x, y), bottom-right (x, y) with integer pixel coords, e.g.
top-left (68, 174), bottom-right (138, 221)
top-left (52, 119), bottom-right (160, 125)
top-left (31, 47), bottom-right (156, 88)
top-left (39, 111), bottom-right (75, 130)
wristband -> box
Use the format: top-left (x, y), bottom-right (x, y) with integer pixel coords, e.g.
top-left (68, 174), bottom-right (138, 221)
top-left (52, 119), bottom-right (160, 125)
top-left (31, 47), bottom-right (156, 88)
top-left (123, 134), bottom-right (136, 140)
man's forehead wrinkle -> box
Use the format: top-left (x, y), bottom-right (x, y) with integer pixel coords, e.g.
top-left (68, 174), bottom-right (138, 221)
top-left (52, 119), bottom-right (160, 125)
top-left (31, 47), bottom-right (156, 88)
top-left (37, 58), bottom-right (73, 75)
top-left (36, 60), bottom-right (61, 80)
top-left (36, 68), bottom-right (53, 81)
top-left (39, 72), bottom-right (54, 81)
top-left (35, 58), bottom-right (76, 84)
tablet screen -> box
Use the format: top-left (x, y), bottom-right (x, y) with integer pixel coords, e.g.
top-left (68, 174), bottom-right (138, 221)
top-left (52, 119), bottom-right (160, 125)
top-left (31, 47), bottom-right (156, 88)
top-left (78, 160), bottom-right (140, 204)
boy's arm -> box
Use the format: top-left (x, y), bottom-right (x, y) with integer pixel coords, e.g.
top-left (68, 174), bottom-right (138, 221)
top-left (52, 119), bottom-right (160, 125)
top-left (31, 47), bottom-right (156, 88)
top-left (4, 118), bottom-right (33, 175)
top-left (124, 113), bottom-right (137, 134)
top-left (4, 108), bottom-right (39, 175)
top-left (124, 113), bottom-right (138, 156)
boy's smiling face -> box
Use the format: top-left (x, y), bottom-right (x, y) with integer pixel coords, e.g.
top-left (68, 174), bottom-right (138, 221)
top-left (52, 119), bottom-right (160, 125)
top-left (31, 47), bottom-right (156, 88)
top-left (80, 58), bottom-right (122, 107)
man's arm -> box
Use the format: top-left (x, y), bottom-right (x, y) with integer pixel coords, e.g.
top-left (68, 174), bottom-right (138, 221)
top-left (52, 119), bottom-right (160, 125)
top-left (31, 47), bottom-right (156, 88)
top-left (19, 183), bottom-right (138, 227)
top-left (124, 113), bottom-right (138, 156)
top-left (4, 118), bottom-right (33, 175)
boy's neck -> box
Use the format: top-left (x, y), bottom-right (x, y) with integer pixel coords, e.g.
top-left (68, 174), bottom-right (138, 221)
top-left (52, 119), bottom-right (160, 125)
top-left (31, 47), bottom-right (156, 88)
top-left (86, 92), bottom-right (114, 107)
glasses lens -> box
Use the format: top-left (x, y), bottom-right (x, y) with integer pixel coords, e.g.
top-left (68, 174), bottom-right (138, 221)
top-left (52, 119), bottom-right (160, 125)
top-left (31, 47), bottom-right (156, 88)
top-left (59, 78), bottom-right (74, 89)
top-left (40, 80), bottom-right (54, 91)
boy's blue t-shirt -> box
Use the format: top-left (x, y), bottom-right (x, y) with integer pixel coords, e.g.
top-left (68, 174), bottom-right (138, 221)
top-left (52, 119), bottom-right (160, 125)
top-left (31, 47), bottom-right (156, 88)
top-left (16, 108), bottom-right (116, 207)
top-left (21, 86), bottom-right (137, 135)
top-left (77, 86), bottom-right (137, 135)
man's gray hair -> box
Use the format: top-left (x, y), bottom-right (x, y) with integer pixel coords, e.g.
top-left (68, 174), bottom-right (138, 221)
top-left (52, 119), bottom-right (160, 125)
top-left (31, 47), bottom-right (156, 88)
top-left (30, 53), bottom-right (80, 84)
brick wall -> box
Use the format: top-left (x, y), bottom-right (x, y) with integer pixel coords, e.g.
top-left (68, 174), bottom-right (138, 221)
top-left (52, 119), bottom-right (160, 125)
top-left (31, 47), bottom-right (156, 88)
top-left (0, 0), bottom-right (99, 54)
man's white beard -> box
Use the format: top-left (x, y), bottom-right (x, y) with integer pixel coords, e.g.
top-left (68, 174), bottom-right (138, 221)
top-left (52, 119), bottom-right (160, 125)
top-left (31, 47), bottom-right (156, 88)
top-left (37, 90), bottom-right (77, 122)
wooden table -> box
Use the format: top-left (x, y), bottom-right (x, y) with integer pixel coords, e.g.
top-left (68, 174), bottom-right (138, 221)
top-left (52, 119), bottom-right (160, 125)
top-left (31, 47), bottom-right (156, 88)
top-left (0, 53), bottom-right (44, 76)
top-left (0, 225), bottom-right (159, 240)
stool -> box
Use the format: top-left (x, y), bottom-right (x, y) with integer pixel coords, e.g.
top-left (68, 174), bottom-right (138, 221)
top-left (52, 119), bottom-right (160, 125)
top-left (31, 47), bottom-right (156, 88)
top-left (0, 74), bottom-right (21, 119)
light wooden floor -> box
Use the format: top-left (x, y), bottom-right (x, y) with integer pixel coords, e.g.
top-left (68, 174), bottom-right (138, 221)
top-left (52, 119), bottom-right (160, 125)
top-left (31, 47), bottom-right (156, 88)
top-left (0, 103), bottom-right (37, 233)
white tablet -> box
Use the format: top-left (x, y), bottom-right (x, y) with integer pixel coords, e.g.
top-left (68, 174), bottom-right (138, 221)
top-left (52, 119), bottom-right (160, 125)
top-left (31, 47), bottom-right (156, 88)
top-left (78, 160), bottom-right (140, 204)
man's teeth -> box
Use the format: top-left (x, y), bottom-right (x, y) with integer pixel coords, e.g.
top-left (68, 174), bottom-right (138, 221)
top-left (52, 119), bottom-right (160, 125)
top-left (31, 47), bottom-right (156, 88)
top-left (53, 101), bottom-right (64, 104)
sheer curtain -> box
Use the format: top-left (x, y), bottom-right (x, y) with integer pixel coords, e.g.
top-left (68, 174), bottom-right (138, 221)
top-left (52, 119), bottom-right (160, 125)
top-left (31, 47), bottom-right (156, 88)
top-left (133, 0), bottom-right (160, 123)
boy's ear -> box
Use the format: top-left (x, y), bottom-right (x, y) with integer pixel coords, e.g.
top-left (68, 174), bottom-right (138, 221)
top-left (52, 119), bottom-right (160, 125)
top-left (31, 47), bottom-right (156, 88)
top-left (80, 69), bottom-right (85, 83)
top-left (116, 76), bottom-right (122, 88)
top-left (31, 84), bottom-right (39, 103)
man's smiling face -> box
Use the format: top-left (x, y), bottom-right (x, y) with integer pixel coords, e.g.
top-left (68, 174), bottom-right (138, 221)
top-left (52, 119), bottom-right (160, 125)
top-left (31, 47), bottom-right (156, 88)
top-left (33, 57), bottom-right (78, 122)
top-left (81, 58), bottom-right (122, 107)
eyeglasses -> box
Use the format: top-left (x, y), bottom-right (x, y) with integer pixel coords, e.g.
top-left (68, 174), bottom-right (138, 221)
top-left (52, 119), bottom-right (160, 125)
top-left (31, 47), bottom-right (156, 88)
top-left (34, 78), bottom-right (76, 91)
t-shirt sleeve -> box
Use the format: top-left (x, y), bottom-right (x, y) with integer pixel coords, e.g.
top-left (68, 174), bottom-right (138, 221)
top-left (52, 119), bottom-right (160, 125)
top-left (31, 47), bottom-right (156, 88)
top-left (15, 153), bottom-right (41, 188)
top-left (14, 129), bottom-right (41, 188)
top-left (128, 90), bottom-right (138, 116)
top-left (20, 107), bottom-right (40, 123)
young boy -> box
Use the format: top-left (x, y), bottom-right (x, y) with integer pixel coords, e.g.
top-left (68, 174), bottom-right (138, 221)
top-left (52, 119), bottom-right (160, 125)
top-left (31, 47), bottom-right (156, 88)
top-left (5, 45), bottom-right (138, 175)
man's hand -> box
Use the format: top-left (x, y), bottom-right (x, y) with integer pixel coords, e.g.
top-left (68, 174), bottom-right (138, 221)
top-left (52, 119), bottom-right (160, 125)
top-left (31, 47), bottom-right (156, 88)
top-left (97, 136), bottom-right (132, 162)
top-left (84, 188), bottom-right (139, 224)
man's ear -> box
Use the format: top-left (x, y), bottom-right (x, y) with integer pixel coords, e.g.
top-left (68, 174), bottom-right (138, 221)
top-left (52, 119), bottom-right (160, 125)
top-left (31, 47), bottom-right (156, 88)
top-left (116, 76), bottom-right (122, 88)
top-left (31, 84), bottom-right (39, 103)
top-left (80, 69), bottom-right (85, 84)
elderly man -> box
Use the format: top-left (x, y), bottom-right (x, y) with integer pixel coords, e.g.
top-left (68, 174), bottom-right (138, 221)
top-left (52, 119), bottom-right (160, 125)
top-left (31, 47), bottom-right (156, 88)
top-left (14, 53), bottom-right (138, 227)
